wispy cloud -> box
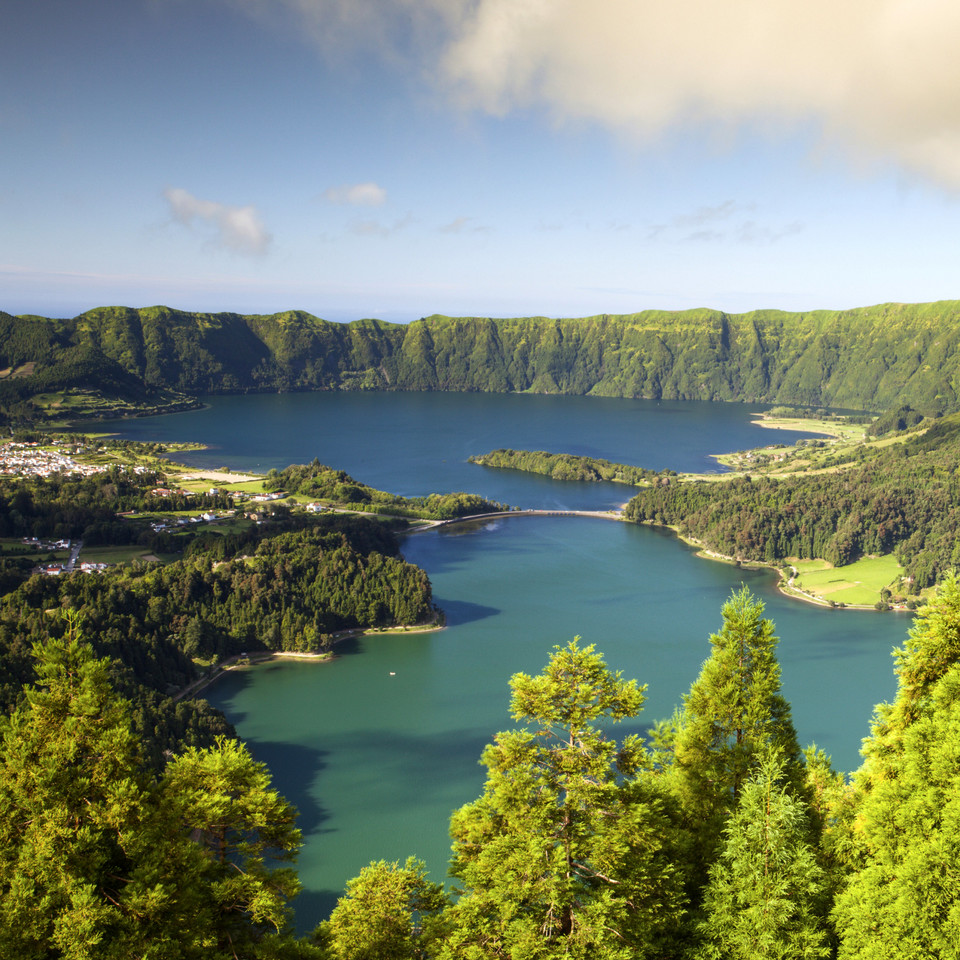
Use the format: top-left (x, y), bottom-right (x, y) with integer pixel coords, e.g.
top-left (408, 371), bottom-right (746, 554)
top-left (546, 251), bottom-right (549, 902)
top-left (324, 181), bottom-right (388, 206)
top-left (439, 216), bottom-right (489, 234)
top-left (736, 220), bottom-right (804, 245)
top-left (672, 201), bottom-right (746, 229)
top-left (163, 187), bottom-right (271, 255)
top-left (648, 201), bottom-right (802, 245)
top-left (351, 213), bottom-right (414, 237)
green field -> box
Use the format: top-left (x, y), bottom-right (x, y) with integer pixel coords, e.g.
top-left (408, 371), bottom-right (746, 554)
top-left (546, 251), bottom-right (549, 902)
top-left (79, 544), bottom-right (166, 565)
top-left (789, 554), bottom-right (905, 606)
top-left (0, 538), bottom-right (69, 563)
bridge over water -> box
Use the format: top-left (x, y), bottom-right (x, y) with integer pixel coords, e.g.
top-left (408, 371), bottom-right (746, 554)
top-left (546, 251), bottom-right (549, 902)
top-left (431, 508), bottom-right (625, 528)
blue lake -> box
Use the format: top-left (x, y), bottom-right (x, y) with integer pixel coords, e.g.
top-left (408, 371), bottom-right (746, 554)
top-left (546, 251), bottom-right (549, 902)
top-left (98, 392), bottom-right (909, 927)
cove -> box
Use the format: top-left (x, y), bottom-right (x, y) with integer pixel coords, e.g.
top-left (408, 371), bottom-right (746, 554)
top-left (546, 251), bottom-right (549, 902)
top-left (97, 393), bottom-right (909, 925)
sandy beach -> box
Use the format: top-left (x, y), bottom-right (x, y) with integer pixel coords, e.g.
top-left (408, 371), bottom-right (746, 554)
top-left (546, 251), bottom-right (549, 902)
top-left (178, 469), bottom-right (264, 484)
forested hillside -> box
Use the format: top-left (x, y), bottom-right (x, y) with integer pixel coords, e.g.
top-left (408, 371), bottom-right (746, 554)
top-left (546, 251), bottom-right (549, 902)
top-left (624, 414), bottom-right (960, 588)
top-left (6, 300), bottom-right (960, 420)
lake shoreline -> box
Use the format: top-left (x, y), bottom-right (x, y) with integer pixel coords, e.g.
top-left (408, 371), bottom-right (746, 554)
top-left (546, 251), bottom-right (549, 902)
top-left (631, 519), bottom-right (898, 612)
top-left (179, 616), bottom-right (445, 700)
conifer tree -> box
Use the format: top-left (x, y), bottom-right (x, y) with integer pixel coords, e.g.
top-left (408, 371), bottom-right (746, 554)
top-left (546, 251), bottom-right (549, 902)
top-left (834, 575), bottom-right (960, 958)
top-left (0, 615), bottom-right (318, 959)
top-left (318, 857), bottom-right (448, 960)
top-left (695, 752), bottom-right (830, 960)
top-left (669, 588), bottom-right (806, 868)
top-left (161, 736), bottom-right (306, 955)
top-left (0, 615), bottom-right (207, 958)
top-left (441, 639), bottom-right (686, 960)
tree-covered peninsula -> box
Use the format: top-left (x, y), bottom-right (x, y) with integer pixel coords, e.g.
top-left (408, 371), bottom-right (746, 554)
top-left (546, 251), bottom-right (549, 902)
top-left (7, 299), bottom-right (960, 422)
top-left (469, 448), bottom-right (674, 485)
top-left (263, 459), bottom-right (507, 519)
top-left (0, 436), bottom-right (451, 768)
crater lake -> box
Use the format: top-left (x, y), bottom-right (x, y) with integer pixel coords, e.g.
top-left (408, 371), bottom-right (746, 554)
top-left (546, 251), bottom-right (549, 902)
top-left (97, 392), bottom-right (910, 924)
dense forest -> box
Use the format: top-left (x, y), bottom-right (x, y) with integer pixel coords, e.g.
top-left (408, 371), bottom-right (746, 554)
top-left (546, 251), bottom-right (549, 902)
top-left (469, 448), bottom-right (676, 485)
top-left (0, 452), bottom-right (438, 772)
top-left (5, 584), bottom-right (959, 956)
top-left (624, 413), bottom-right (960, 588)
top-left (7, 300), bottom-right (960, 420)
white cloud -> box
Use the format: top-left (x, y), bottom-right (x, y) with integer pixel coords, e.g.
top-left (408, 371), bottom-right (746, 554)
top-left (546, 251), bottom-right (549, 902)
top-left (438, 0), bottom-right (960, 189)
top-left (324, 181), bottom-right (388, 206)
top-left (163, 187), bottom-right (271, 255)
top-left (223, 1), bottom-right (960, 188)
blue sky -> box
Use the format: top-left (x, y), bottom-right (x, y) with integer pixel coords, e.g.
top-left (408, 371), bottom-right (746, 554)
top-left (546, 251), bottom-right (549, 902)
top-left (4, 0), bottom-right (960, 322)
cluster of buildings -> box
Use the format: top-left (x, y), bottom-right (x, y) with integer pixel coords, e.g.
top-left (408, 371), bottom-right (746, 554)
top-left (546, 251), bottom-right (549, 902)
top-left (0, 440), bottom-right (109, 479)
top-left (0, 440), bottom-right (154, 480)
top-left (150, 511), bottom-right (233, 533)
top-left (37, 560), bottom-right (109, 577)
top-left (24, 537), bottom-right (109, 577)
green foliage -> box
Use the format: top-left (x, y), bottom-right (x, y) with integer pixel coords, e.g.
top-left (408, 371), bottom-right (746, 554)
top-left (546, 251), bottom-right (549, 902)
top-left (319, 858), bottom-right (448, 960)
top-left (866, 403), bottom-right (927, 436)
top-left (162, 736), bottom-right (303, 951)
top-left (444, 639), bottom-right (686, 959)
top-left (469, 448), bottom-right (671, 485)
top-left (695, 753), bottom-right (830, 960)
top-left (834, 575), bottom-right (960, 958)
top-left (667, 589), bottom-right (806, 883)
top-left (0, 617), bottom-right (317, 958)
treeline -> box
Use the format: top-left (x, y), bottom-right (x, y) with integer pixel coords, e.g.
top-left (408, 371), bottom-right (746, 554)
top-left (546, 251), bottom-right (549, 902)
top-left (624, 414), bottom-right (960, 587)
top-left (8, 300), bottom-right (960, 419)
top-left (264, 459), bottom-right (508, 519)
top-left (469, 447), bottom-right (675, 484)
top-left (9, 583), bottom-right (960, 956)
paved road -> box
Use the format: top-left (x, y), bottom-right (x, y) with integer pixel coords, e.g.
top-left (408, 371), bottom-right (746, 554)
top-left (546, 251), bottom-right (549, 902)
top-left (64, 539), bottom-right (82, 572)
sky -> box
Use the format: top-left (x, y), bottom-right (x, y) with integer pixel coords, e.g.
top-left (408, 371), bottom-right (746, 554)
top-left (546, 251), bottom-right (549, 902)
top-left (4, 0), bottom-right (960, 323)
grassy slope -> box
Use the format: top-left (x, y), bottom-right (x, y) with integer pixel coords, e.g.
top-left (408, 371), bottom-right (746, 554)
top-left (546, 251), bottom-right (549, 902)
top-left (788, 555), bottom-right (905, 607)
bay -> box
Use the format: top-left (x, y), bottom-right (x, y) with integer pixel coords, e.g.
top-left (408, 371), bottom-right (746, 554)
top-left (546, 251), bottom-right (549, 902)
top-left (97, 392), bottom-right (908, 927)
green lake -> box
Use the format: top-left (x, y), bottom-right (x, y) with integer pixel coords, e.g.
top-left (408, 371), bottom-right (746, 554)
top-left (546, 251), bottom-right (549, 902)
top-left (99, 392), bottom-right (911, 926)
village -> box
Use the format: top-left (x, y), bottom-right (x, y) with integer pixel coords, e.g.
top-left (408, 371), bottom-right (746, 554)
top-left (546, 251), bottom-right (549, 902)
top-left (0, 439), bottom-right (112, 479)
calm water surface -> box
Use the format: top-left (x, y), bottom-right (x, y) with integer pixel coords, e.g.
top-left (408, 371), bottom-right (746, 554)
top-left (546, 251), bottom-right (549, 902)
top-left (97, 392), bottom-right (819, 509)
top-left (99, 393), bottom-right (908, 927)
